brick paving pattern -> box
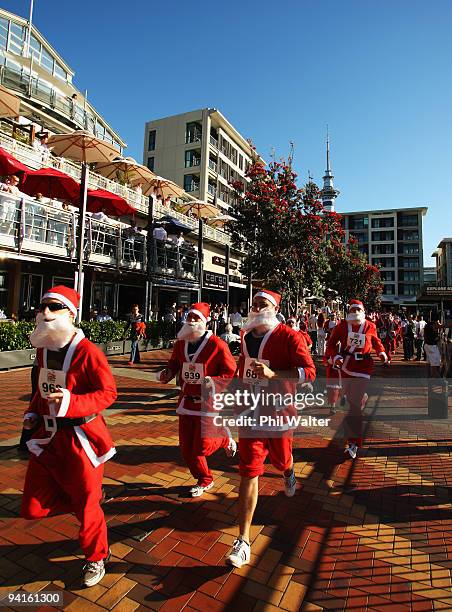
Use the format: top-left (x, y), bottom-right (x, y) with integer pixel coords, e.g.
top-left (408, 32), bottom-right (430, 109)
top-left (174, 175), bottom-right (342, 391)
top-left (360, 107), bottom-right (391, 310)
top-left (0, 349), bottom-right (451, 610)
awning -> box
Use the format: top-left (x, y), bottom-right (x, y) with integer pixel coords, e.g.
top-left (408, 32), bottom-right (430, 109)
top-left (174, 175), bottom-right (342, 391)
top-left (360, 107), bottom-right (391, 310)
top-left (22, 167), bottom-right (80, 203)
top-left (87, 188), bottom-right (136, 216)
top-left (0, 146), bottom-right (30, 178)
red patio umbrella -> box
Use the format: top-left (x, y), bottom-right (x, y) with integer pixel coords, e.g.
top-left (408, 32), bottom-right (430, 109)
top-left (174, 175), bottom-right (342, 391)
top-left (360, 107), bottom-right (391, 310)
top-left (21, 167), bottom-right (80, 203)
top-left (0, 146), bottom-right (29, 178)
top-left (86, 188), bottom-right (136, 216)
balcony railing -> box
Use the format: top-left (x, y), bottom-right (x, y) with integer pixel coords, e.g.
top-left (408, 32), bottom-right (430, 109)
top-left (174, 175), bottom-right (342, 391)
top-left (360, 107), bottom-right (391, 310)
top-left (0, 192), bottom-right (208, 280)
top-left (209, 135), bottom-right (218, 148)
top-left (208, 184), bottom-right (217, 196)
top-left (0, 64), bottom-right (121, 149)
top-left (208, 159), bottom-right (217, 172)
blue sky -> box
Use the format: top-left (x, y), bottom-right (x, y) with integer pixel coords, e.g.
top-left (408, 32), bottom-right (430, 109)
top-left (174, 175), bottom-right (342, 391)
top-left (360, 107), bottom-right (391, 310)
top-left (6, 0), bottom-right (452, 265)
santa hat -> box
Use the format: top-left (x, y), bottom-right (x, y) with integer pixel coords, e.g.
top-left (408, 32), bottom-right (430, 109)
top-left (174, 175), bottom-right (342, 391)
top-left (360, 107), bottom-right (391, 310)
top-left (42, 285), bottom-right (80, 316)
top-left (348, 299), bottom-right (365, 312)
top-left (188, 302), bottom-right (210, 323)
top-left (254, 289), bottom-right (281, 307)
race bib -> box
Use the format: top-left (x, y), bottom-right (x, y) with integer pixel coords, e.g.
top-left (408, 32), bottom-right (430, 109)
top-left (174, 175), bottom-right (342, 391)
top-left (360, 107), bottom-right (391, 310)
top-left (38, 368), bottom-right (67, 398)
top-left (181, 362), bottom-right (204, 383)
top-left (347, 332), bottom-right (366, 350)
top-left (243, 357), bottom-right (270, 387)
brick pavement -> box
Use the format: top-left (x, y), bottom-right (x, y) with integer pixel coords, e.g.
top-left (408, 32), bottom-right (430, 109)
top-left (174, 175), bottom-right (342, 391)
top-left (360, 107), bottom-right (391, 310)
top-left (0, 349), bottom-right (451, 610)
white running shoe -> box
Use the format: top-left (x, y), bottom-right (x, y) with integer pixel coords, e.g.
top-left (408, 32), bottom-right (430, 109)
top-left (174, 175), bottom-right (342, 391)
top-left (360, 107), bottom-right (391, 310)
top-left (361, 393), bottom-right (369, 409)
top-left (344, 443), bottom-right (358, 459)
top-left (283, 468), bottom-right (297, 497)
top-left (226, 538), bottom-right (251, 568)
top-left (189, 481), bottom-right (214, 497)
top-left (225, 438), bottom-right (237, 458)
top-left (82, 550), bottom-right (110, 588)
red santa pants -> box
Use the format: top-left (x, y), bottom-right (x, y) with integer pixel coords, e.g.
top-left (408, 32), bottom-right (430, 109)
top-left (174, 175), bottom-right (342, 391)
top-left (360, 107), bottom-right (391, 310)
top-left (21, 434), bottom-right (108, 562)
top-left (383, 337), bottom-right (393, 361)
top-left (341, 374), bottom-right (369, 448)
top-left (238, 436), bottom-right (293, 478)
top-left (326, 365), bottom-right (342, 406)
top-left (178, 415), bottom-right (229, 487)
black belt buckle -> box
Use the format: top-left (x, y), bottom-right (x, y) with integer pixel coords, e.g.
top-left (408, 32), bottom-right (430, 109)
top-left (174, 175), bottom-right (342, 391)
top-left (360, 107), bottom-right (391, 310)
top-left (354, 352), bottom-right (363, 361)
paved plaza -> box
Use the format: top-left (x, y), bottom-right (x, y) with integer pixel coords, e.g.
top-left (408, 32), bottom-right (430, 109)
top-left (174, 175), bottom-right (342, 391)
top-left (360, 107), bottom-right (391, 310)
top-left (0, 352), bottom-right (452, 611)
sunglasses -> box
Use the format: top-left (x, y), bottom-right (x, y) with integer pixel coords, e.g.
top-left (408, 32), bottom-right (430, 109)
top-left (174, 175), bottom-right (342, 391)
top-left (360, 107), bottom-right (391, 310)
top-left (38, 303), bottom-right (69, 312)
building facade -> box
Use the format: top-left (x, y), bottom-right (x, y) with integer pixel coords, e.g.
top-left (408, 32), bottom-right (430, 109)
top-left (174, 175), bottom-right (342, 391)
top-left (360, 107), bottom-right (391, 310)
top-left (0, 10), bottom-right (247, 322)
top-left (433, 238), bottom-right (452, 287)
top-left (341, 207), bottom-right (427, 306)
top-left (143, 108), bottom-right (264, 210)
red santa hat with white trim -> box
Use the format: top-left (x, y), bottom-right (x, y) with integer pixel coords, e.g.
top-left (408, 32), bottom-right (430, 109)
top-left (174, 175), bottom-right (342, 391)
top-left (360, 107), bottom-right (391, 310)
top-left (188, 302), bottom-right (210, 323)
top-left (348, 299), bottom-right (365, 312)
top-left (42, 285), bottom-right (80, 316)
top-left (254, 289), bottom-right (281, 307)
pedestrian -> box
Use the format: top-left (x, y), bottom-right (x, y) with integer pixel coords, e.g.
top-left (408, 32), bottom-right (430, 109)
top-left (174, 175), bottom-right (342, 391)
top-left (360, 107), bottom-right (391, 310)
top-left (21, 285), bottom-right (116, 587)
top-left (124, 304), bottom-right (145, 366)
top-left (308, 309), bottom-right (318, 354)
top-left (414, 314), bottom-right (426, 361)
top-left (317, 312), bottom-right (326, 357)
top-left (159, 302), bottom-right (237, 497)
top-left (423, 314), bottom-right (443, 377)
top-left (229, 307), bottom-right (243, 335)
top-left (402, 315), bottom-right (415, 360)
top-left (325, 299), bottom-right (388, 460)
top-left (225, 289), bottom-right (315, 569)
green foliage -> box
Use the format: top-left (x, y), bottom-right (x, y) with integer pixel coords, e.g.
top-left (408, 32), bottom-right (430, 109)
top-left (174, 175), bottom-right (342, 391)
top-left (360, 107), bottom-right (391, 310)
top-left (0, 321), bottom-right (35, 351)
top-left (0, 319), bottom-right (175, 352)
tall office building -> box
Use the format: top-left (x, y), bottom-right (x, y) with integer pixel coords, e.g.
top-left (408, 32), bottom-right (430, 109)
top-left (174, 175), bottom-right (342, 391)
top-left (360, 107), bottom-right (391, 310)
top-left (341, 207), bottom-right (428, 306)
top-left (143, 108), bottom-right (264, 210)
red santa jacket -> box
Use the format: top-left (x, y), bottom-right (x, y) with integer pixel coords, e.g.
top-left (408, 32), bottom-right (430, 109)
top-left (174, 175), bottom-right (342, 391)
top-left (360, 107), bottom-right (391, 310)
top-left (166, 331), bottom-right (236, 416)
top-left (238, 323), bottom-right (316, 382)
top-left (325, 319), bottom-right (386, 379)
top-left (26, 329), bottom-right (117, 467)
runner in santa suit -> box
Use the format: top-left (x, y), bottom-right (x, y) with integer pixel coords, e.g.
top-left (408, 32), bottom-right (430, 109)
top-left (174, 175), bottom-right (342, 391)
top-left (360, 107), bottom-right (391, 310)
top-left (159, 302), bottom-right (236, 497)
top-left (20, 286), bottom-right (116, 588)
top-left (226, 290), bottom-right (316, 569)
top-left (325, 299), bottom-right (388, 459)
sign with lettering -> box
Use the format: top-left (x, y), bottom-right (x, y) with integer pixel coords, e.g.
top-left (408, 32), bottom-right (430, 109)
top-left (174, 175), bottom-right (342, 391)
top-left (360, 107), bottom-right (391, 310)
top-left (426, 286), bottom-right (452, 296)
top-left (203, 271), bottom-right (227, 290)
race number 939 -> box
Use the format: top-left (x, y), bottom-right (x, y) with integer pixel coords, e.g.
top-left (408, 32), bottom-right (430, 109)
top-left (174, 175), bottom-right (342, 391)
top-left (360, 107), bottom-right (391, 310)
top-left (181, 362), bottom-right (204, 383)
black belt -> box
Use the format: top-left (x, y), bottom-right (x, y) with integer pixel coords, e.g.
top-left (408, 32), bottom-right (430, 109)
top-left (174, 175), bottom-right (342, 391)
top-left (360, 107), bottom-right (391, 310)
top-left (42, 414), bottom-right (97, 430)
top-left (343, 352), bottom-right (372, 361)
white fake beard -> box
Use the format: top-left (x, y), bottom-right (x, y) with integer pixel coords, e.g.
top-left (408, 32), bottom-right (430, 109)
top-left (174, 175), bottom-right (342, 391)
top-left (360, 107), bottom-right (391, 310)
top-left (177, 321), bottom-right (206, 342)
top-left (346, 311), bottom-right (366, 324)
top-left (30, 311), bottom-right (75, 350)
top-left (243, 308), bottom-right (280, 332)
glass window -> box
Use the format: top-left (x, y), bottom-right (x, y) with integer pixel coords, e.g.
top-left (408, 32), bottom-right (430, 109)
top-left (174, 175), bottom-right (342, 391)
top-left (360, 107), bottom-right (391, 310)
top-left (147, 157), bottom-right (154, 171)
top-left (350, 217), bottom-right (368, 230)
top-left (9, 22), bottom-right (25, 55)
top-left (0, 18), bottom-right (8, 50)
top-left (148, 130), bottom-right (156, 151)
top-left (54, 62), bottom-right (67, 81)
top-left (372, 257), bottom-right (395, 268)
top-left (383, 284), bottom-right (395, 295)
top-left (185, 122), bottom-right (202, 144)
top-left (185, 149), bottom-right (201, 167)
top-left (371, 217), bottom-right (394, 228)
top-left (183, 174), bottom-right (199, 192)
top-left (371, 231), bottom-right (394, 241)
top-left (0, 270), bottom-right (7, 311)
top-left (40, 47), bottom-right (54, 73)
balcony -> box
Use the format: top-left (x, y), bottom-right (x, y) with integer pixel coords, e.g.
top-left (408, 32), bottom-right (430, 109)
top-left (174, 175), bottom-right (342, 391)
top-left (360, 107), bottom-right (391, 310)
top-left (0, 133), bottom-right (148, 214)
top-left (0, 193), bottom-right (146, 270)
top-left (208, 184), bottom-right (217, 196)
top-left (150, 239), bottom-right (198, 279)
top-left (184, 181), bottom-right (200, 193)
top-left (0, 64), bottom-right (120, 149)
top-left (210, 135), bottom-right (218, 148)
top-left (208, 159), bottom-right (217, 172)
top-left (185, 158), bottom-right (201, 168)
top-left (185, 132), bottom-right (202, 144)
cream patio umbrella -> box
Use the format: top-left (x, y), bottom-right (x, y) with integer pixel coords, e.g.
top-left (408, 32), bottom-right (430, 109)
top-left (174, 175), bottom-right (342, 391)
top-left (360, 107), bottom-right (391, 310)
top-left (0, 85), bottom-right (20, 118)
top-left (47, 130), bottom-right (121, 321)
top-left (206, 213), bottom-right (236, 228)
top-left (137, 175), bottom-right (185, 199)
top-left (95, 156), bottom-right (156, 185)
top-left (179, 200), bottom-right (220, 219)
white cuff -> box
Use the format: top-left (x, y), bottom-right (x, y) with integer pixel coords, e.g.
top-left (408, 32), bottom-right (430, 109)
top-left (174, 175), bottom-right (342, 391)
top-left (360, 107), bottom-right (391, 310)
top-left (297, 367), bottom-right (306, 382)
top-left (333, 354), bottom-right (342, 364)
top-left (56, 389), bottom-right (71, 417)
top-left (23, 412), bottom-right (37, 421)
top-left (379, 352), bottom-right (388, 363)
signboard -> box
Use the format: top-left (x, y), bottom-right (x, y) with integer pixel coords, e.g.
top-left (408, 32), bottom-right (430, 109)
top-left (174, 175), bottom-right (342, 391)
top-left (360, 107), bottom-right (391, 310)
top-left (203, 271), bottom-right (228, 290)
top-left (212, 256), bottom-right (238, 270)
top-left (426, 286), bottom-right (452, 296)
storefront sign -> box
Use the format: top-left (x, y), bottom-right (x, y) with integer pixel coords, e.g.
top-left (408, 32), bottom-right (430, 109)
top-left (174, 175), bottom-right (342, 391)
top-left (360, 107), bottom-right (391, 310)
top-left (212, 256), bottom-right (238, 270)
top-left (426, 286), bottom-right (452, 296)
top-left (203, 271), bottom-right (228, 290)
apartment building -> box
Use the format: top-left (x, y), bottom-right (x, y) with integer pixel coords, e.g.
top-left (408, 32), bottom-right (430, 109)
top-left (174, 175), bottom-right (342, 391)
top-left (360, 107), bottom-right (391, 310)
top-left (143, 108), bottom-right (264, 210)
top-left (433, 238), bottom-right (452, 287)
top-left (341, 207), bottom-right (428, 306)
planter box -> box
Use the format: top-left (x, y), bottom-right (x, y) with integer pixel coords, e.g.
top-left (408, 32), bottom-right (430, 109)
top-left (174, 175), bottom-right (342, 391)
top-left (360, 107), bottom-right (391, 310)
top-left (0, 348), bottom-right (37, 370)
top-left (124, 340), bottom-right (132, 354)
top-left (138, 339), bottom-right (149, 352)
